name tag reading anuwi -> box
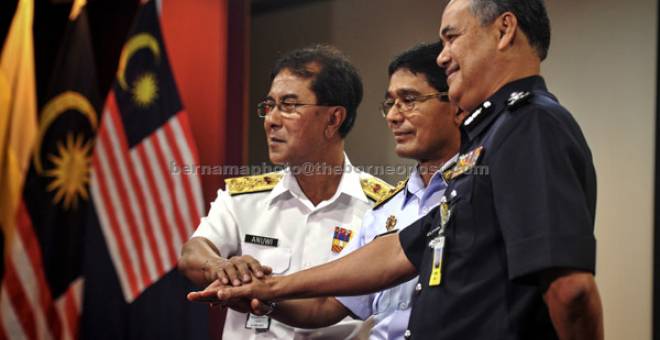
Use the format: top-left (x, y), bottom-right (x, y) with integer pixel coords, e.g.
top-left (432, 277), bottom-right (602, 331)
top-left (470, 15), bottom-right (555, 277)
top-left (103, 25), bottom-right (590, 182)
top-left (244, 234), bottom-right (278, 247)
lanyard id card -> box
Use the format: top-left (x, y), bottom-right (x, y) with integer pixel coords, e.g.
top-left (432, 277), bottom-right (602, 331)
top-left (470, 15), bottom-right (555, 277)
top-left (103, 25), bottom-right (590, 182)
top-left (428, 235), bottom-right (445, 286)
top-left (245, 313), bottom-right (270, 331)
top-left (427, 196), bottom-right (453, 287)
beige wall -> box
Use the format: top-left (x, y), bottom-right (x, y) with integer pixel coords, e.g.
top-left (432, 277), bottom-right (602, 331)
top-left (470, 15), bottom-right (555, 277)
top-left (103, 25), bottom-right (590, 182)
top-left (543, 1), bottom-right (656, 338)
top-left (250, 0), bottom-right (657, 338)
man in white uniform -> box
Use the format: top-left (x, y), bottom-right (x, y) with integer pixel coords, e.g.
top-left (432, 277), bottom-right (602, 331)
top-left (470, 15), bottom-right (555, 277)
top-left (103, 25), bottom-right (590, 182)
top-left (189, 42), bottom-right (463, 340)
top-left (178, 45), bottom-right (392, 339)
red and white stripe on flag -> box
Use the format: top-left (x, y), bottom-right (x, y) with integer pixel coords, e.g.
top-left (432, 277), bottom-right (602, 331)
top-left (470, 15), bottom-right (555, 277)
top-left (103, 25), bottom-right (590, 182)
top-left (90, 92), bottom-right (203, 302)
top-left (0, 203), bottom-right (85, 340)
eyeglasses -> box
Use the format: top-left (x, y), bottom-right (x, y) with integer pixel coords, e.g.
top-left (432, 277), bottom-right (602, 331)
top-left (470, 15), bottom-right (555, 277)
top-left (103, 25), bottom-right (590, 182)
top-left (257, 100), bottom-right (328, 118)
top-left (380, 92), bottom-right (450, 117)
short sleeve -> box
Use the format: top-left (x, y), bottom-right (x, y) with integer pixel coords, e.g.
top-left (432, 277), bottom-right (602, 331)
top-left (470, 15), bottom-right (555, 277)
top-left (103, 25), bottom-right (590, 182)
top-left (336, 209), bottom-right (376, 319)
top-left (336, 294), bottom-right (373, 320)
top-left (398, 208), bottom-right (439, 272)
top-left (191, 189), bottom-right (242, 257)
top-left (490, 106), bottom-right (597, 281)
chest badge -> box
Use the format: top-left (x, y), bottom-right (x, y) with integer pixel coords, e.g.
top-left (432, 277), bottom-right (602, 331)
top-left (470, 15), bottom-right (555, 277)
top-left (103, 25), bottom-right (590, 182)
top-left (443, 145), bottom-right (484, 181)
top-left (385, 215), bottom-right (397, 231)
top-left (331, 226), bottom-right (353, 253)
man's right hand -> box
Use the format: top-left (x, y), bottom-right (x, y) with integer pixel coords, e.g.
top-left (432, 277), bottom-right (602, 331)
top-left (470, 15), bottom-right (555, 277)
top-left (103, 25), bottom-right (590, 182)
top-left (213, 255), bottom-right (273, 286)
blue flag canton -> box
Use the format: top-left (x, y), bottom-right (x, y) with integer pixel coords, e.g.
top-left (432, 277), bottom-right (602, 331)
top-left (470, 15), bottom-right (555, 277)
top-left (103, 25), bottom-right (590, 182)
top-left (113, 0), bottom-right (183, 148)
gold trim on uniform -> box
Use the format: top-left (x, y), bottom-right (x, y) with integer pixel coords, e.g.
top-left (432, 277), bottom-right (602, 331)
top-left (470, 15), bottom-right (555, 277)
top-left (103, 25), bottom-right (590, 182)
top-left (372, 179), bottom-right (407, 210)
top-left (360, 177), bottom-right (395, 202)
top-left (225, 172), bottom-right (283, 195)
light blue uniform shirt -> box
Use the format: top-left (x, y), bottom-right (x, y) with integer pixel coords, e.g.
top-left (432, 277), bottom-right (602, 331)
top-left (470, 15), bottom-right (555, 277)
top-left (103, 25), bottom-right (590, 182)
top-left (337, 156), bottom-right (456, 340)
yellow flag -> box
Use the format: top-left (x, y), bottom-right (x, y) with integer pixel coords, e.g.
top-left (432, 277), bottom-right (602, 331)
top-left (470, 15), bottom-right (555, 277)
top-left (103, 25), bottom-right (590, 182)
top-left (0, 0), bottom-right (37, 242)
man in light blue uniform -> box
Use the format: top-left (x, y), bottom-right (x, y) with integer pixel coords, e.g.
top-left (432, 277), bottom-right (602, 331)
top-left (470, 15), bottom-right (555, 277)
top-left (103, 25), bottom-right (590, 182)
top-left (334, 42), bottom-right (461, 339)
top-left (195, 42), bottom-right (464, 339)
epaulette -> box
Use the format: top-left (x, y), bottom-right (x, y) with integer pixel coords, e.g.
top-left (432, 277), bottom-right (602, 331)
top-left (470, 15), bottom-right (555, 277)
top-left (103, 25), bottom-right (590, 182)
top-left (372, 178), bottom-right (407, 210)
top-left (225, 172), bottom-right (283, 196)
top-left (360, 176), bottom-right (395, 203)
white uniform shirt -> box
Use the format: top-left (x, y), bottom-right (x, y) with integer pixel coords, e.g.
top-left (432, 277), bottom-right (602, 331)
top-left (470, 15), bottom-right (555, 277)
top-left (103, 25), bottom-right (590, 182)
top-left (337, 156), bottom-right (457, 340)
top-left (192, 157), bottom-right (389, 340)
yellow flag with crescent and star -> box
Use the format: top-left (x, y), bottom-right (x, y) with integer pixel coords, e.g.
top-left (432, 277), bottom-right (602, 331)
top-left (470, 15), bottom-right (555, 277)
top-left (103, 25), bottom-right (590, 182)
top-left (0, 0), bottom-right (37, 254)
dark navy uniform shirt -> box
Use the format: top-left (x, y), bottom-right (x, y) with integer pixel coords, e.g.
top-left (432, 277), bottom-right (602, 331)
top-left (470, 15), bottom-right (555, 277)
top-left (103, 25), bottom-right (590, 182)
top-left (399, 76), bottom-right (597, 340)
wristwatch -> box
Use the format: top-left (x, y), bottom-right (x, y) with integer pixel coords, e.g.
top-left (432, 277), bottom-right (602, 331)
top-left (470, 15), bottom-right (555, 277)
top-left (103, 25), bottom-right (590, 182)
top-left (263, 300), bottom-right (277, 316)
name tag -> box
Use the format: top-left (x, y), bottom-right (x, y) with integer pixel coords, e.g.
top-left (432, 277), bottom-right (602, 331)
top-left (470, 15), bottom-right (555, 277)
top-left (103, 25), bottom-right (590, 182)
top-left (245, 313), bottom-right (270, 331)
top-left (244, 234), bottom-right (278, 247)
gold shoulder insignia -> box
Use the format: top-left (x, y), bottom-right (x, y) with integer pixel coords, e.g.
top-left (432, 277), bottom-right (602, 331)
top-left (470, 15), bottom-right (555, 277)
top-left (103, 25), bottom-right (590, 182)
top-left (372, 178), bottom-right (407, 210)
top-left (225, 172), bottom-right (283, 196)
top-left (360, 176), bottom-right (395, 203)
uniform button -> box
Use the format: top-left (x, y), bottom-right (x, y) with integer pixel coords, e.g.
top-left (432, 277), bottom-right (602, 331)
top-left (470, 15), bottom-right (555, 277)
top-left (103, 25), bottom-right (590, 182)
top-left (399, 302), bottom-right (408, 310)
top-left (404, 329), bottom-right (412, 339)
top-left (415, 282), bottom-right (422, 293)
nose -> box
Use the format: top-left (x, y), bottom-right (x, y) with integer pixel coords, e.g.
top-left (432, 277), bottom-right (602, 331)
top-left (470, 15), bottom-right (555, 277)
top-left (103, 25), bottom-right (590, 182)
top-left (264, 107), bottom-right (283, 131)
top-left (385, 105), bottom-right (404, 126)
top-left (437, 46), bottom-right (450, 68)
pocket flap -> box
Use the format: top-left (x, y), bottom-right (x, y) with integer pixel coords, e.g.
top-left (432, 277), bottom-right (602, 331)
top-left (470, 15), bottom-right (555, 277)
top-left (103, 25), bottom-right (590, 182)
top-left (242, 243), bottom-right (292, 274)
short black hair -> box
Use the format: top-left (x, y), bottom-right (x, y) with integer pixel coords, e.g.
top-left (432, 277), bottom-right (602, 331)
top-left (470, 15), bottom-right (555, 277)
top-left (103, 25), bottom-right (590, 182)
top-left (468, 0), bottom-right (551, 60)
top-left (388, 42), bottom-right (448, 92)
top-left (270, 44), bottom-right (363, 138)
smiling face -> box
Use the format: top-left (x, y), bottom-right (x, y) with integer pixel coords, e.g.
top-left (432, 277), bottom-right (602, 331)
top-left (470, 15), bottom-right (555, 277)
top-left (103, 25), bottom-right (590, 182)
top-left (263, 69), bottom-right (329, 166)
top-left (385, 69), bottom-right (461, 163)
top-left (437, 0), bottom-right (501, 112)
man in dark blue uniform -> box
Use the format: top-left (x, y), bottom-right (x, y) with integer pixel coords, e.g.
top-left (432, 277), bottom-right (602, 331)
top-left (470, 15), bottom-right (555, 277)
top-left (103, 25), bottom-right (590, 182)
top-left (194, 0), bottom-right (604, 339)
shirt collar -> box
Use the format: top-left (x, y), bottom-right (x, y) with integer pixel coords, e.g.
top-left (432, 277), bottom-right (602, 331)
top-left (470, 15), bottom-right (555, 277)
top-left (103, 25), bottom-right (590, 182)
top-left (462, 75), bottom-right (549, 144)
top-left (402, 153), bottom-right (458, 208)
top-left (335, 155), bottom-right (370, 203)
top-left (265, 153), bottom-right (369, 205)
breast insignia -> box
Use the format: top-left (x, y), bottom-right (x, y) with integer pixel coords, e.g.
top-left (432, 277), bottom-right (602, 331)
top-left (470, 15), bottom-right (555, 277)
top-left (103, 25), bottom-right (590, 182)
top-left (225, 172), bottom-right (283, 196)
top-left (385, 215), bottom-right (398, 231)
top-left (443, 146), bottom-right (484, 181)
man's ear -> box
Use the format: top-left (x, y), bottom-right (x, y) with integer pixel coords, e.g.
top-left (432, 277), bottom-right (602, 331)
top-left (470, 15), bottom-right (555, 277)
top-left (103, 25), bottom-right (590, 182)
top-left (495, 12), bottom-right (518, 51)
top-left (325, 106), bottom-right (347, 139)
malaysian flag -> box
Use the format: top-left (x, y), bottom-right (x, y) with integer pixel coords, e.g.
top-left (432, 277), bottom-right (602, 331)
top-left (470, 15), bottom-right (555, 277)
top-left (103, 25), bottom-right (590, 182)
top-left (1, 0), bottom-right (109, 338)
top-left (89, 0), bottom-right (202, 301)
top-left (80, 0), bottom-right (207, 338)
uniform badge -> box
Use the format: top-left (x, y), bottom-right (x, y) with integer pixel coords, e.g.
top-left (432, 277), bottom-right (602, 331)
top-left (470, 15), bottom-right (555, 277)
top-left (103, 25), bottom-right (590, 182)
top-left (385, 215), bottom-right (397, 231)
top-left (507, 91), bottom-right (531, 109)
top-left (439, 201), bottom-right (451, 227)
top-left (331, 227), bottom-right (353, 253)
top-left (443, 145), bottom-right (484, 181)
top-left (464, 100), bottom-right (492, 127)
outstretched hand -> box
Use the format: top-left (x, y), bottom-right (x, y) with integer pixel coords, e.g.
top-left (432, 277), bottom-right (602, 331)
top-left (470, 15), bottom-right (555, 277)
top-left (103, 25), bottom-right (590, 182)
top-left (187, 279), bottom-right (225, 303)
top-left (187, 279), bottom-right (256, 313)
top-left (215, 275), bottom-right (278, 304)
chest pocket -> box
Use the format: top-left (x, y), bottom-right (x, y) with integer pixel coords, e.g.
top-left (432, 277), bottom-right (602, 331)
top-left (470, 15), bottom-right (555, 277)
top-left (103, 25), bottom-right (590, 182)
top-left (241, 243), bottom-right (292, 274)
top-left (446, 175), bottom-right (476, 252)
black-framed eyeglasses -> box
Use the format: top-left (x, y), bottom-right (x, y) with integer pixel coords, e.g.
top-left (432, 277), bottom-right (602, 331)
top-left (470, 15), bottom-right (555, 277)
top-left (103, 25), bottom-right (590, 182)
top-left (257, 100), bottom-right (328, 118)
top-left (380, 92), bottom-right (450, 117)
